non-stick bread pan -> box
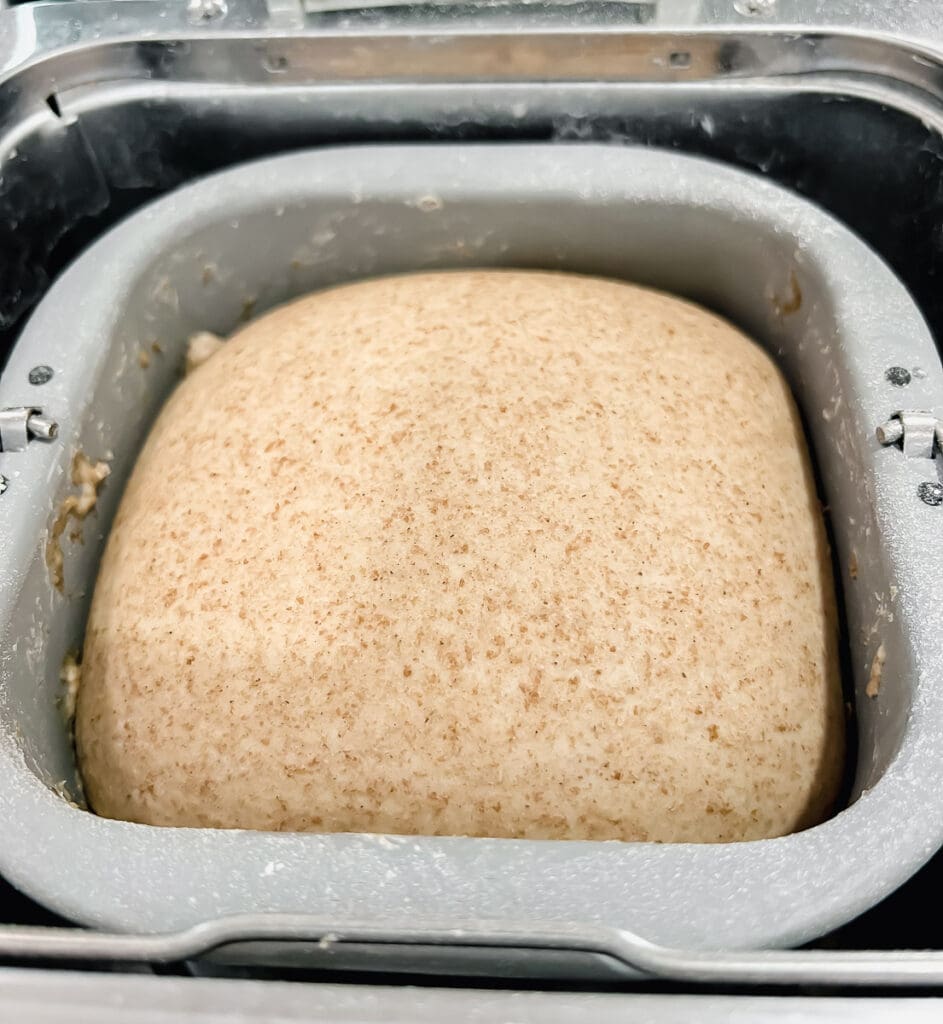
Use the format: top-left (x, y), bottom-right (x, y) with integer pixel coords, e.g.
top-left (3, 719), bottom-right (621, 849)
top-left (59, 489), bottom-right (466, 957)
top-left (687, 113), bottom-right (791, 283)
top-left (1, 145), bottom-right (941, 975)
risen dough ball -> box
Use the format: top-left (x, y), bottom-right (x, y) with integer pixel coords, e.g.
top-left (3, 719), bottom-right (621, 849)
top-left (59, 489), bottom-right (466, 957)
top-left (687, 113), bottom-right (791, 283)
top-left (76, 270), bottom-right (844, 842)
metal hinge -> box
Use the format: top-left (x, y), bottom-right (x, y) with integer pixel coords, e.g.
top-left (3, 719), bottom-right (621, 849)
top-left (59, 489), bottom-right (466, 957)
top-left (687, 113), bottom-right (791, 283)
top-left (0, 407), bottom-right (59, 453)
top-left (876, 410), bottom-right (941, 459)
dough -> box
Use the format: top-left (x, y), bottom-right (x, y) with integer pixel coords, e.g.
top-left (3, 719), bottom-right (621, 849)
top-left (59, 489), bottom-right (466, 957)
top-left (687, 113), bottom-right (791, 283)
top-left (76, 270), bottom-right (845, 842)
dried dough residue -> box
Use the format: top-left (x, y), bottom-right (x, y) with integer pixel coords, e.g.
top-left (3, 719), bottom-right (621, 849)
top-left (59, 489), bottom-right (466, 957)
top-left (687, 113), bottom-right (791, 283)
top-left (186, 331), bottom-right (225, 375)
top-left (46, 452), bottom-right (111, 592)
top-left (54, 651), bottom-right (88, 809)
top-left (60, 651), bottom-right (82, 724)
top-left (50, 778), bottom-right (87, 811)
top-left (773, 269), bottom-right (803, 319)
top-left (866, 642), bottom-right (886, 699)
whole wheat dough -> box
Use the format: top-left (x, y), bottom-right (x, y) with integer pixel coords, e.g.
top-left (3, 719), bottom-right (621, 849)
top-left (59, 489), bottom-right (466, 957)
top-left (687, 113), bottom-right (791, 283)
top-left (76, 270), bottom-right (844, 842)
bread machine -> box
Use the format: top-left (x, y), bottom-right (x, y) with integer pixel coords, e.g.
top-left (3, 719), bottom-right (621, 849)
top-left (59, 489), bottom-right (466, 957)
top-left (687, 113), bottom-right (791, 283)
top-left (1, 0), bottom-right (943, 997)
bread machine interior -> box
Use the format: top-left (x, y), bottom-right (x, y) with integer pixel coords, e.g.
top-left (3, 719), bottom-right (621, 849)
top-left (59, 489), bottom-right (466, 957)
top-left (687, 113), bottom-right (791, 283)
top-left (1, 19), bottom-right (942, 956)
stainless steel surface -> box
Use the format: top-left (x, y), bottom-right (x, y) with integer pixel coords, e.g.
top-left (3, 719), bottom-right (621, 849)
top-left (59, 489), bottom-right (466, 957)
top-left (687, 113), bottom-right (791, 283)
top-left (13, 914), bottom-right (943, 988)
top-left (299, 0), bottom-right (657, 10)
top-left (3, 6), bottom-right (943, 97)
top-left (3, 0), bottom-right (943, 340)
top-left (0, 407), bottom-right (58, 452)
top-left (4, 969), bottom-right (943, 1024)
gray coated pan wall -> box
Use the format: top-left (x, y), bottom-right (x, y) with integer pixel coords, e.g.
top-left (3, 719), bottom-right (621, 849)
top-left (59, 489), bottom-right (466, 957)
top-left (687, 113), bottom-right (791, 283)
top-left (1, 145), bottom-right (942, 967)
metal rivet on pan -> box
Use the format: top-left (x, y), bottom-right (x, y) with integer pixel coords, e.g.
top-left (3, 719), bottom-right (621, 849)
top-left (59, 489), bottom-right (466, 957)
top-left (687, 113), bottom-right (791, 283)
top-left (187, 0), bottom-right (227, 20)
top-left (876, 418), bottom-right (904, 446)
top-left (876, 411), bottom-right (939, 459)
top-left (734, 0), bottom-right (776, 15)
top-left (918, 482), bottom-right (943, 506)
top-left (0, 408), bottom-right (59, 452)
top-left (26, 414), bottom-right (58, 441)
top-left (885, 366), bottom-right (912, 387)
top-left (28, 365), bottom-right (54, 386)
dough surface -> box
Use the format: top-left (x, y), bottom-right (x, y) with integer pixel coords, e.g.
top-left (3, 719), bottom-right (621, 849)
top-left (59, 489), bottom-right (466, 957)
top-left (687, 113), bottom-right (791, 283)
top-left (76, 270), bottom-right (844, 841)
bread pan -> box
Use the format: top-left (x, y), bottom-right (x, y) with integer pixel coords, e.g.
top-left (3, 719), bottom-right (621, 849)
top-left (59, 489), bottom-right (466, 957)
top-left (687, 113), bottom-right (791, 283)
top-left (0, 143), bottom-right (942, 976)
